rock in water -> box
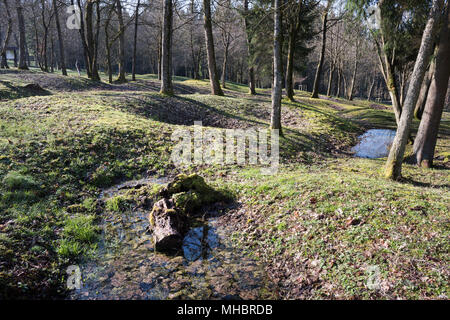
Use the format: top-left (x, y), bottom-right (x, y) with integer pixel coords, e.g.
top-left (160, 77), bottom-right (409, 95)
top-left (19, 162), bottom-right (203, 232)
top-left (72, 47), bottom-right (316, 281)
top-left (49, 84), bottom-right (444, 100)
top-left (149, 174), bottom-right (230, 252)
top-left (149, 198), bottom-right (186, 251)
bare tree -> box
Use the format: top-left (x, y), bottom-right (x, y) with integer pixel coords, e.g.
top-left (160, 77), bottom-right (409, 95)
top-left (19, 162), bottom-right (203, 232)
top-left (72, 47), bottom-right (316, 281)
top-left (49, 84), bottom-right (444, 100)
top-left (160, 0), bottom-right (173, 94)
top-left (311, 0), bottom-right (332, 98)
top-left (1, 0), bottom-right (12, 68)
top-left (132, 0), bottom-right (141, 81)
top-left (271, 0), bottom-right (282, 134)
top-left (53, 0), bottom-right (67, 75)
top-left (243, 0), bottom-right (256, 94)
top-left (116, 0), bottom-right (127, 83)
top-left (16, 0), bottom-right (28, 69)
top-left (203, 0), bottom-right (223, 95)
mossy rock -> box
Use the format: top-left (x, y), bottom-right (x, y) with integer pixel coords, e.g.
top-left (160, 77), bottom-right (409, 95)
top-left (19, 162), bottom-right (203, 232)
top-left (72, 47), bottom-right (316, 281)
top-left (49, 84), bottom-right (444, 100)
top-left (162, 174), bottom-right (228, 205)
top-left (172, 191), bottom-right (202, 213)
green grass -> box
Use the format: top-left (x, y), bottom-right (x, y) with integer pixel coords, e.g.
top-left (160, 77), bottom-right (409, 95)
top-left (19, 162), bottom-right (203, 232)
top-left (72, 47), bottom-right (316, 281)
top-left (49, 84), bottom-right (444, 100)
top-left (57, 214), bottom-right (99, 259)
top-left (0, 68), bottom-right (448, 299)
top-left (218, 159), bottom-right (449, 299)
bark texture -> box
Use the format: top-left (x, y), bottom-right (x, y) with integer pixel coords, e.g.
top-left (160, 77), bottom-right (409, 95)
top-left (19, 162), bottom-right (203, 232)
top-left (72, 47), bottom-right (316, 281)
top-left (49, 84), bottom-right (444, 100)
top-left (271, 0), bottom-right (283, 134)
top-left (160, 0), bottom-right (173, 94)
top-left (116, 0), bottom-right (127, 83)
top-left (311, 1), bottom-right (331, 98)
top-left (243, 0), bottom-right (256, 94)
top-left (16, 0), bottom-right (28, 70)
top-left (149, 199), bottom-right (186, 252)
top-left (412, 4), bottom-right (450, 168)
top-left (53, 0), bottom-right (67, 76)
top-left (1, 0), bottom-right (12, 68)
top-left (132, 0), bottom-right (140, 81)
top-left (385, 0), bottom-right (443, 180)
top-left (203, 0), bottom-right (223, 95)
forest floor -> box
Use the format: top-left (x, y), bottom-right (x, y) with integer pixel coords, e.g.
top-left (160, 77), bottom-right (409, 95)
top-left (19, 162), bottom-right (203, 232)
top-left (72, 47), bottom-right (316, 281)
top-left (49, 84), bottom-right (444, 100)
top-left (0, 68), bottom-right (449, 299)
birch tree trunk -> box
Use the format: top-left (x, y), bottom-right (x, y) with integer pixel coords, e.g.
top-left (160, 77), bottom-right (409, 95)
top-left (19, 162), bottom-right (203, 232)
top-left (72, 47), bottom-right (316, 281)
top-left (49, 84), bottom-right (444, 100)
top-left (384, 0), bottom-right (443, 180)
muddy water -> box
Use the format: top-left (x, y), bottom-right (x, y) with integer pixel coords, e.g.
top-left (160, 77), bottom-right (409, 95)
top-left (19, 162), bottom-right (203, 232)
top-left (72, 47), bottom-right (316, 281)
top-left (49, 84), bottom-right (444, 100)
top-left (70, 178), bottom-right (274, 300)
top-left (352, 129), bottom-right (396, 159)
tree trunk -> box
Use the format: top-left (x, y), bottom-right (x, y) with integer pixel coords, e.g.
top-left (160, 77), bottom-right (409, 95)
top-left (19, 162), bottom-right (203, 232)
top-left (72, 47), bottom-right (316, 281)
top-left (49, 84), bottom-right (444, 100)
top-left (285, 31), bottom-right (295, 101)
top-left (39, 0), bottom-right (51, 72)
top-left (1, 0), bottom-right (12, 68)
top-left (336, 67), bottom-right (342, 97)
top-left (160, 0), bottom-right (173, 94)
top-left (157, 26), bottom-right (162, 81)
top-left (374, 15), bottom-right (402, 124)
top-left (53, 0), bottom-right (67, 75)
top-left (412, 4), bottom-right (450, 168)
top-left (327, 66), bottom-right (335, 97)
top-left (243, 0), bottom-right (256, 94)
top-left (132, 0), bottom-right (140, 81)
top-left (84, 0), bottom-right (100, 81)
top-left (16, 0), bottom-right (28, 70)
top-left (74, 0), bottom-right (91, 77)
top-left (150, 199), bottom-right (187, 252)
top-left (221, 40), bottom-right (229, 88)
top-left (271, 0), bottom-right (283, 134)
top-left (348, 44), bottom-right (359, 100)
top-left (311, 1), bottom-right (331, 98)
top-left (385, 0), bottom-right (443, 180)
top-left (50, 36), bottom-right (54, 72)
top-left (367, 77), bottom-right (375, 101)
top-left (203, 0), bottom-right (223, 95)
top-left (116, 0), bottom-right (127, 83)
top-left (414, 49), bottom-right (437, 119)
top-left (104, 3), bottom-right (115, 84)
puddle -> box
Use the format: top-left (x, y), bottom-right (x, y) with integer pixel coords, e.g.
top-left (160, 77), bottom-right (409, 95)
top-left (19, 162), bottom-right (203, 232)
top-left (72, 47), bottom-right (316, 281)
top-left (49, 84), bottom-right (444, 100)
top-left (352, 129), bottom-right (396, 159)
top-left (70, 178), bottom-right (274, 300)
top-left (100, 176), bottom-right (170, 198)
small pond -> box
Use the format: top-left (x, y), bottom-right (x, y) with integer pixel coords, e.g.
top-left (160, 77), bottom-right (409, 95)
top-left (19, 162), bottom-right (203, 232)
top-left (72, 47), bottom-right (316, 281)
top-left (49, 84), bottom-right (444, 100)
top-left (70, 178), bottom-right (275, 300)
top-left (352, 129), bottom-right (396, 159)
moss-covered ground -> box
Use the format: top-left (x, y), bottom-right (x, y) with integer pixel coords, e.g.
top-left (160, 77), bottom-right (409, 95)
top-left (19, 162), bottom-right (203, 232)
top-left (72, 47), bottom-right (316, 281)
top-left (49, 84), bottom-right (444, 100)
top-left (0, 68), bottom-right (448, 299)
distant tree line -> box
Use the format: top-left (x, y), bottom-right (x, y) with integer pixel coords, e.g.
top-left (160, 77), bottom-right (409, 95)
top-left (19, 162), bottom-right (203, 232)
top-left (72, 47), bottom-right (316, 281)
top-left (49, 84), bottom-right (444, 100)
top-left (1, 0), bottom-right (449, 179)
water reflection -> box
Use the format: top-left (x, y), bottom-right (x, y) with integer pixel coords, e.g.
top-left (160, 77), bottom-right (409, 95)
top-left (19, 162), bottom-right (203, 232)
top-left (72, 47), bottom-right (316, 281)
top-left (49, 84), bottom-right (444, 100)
top-left (352, 129), bottom-right (396, 159)
top-left (70, 179), bottom-right (274, 300)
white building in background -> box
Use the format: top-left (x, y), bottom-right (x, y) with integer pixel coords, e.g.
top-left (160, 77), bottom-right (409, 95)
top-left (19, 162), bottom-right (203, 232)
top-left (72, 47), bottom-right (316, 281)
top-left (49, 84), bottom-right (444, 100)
top-left (5, 47), bottom-right (17, 61)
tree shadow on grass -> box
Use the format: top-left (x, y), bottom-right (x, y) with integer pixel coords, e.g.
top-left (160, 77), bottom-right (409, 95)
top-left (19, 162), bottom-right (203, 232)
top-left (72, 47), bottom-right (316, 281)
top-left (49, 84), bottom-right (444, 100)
top-left (0, 80), bottom-right (52, 100)
top-left (399, 176), bottom-right (450, 189)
